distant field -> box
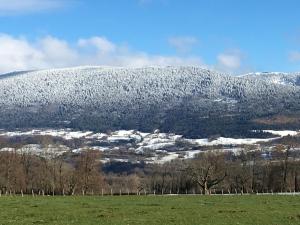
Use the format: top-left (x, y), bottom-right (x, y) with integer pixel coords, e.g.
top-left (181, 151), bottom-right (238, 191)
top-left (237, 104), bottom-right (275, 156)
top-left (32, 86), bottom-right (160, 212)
top-left (0, 195), bottom-right (300, 225)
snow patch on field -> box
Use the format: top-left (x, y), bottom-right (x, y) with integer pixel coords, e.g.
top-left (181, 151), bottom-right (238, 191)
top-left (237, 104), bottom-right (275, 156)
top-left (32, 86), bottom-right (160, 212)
top-left (188, 137), bottom-right (277, 146)
top-left (0, 129), bottom-right (94, 140)
top-left (184, 150), bottom-right (202, 159)
top-left (0, 144), bottom-right (69, 157)
top-left (0, 128), bottom-right (298, 163)
top-left (152, 152), bottom-right (179, 164)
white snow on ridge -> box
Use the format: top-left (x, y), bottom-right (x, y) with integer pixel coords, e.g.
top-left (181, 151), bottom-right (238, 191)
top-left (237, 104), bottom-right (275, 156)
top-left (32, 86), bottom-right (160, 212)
top-left (0, 129), bottom-right (139, 142)
top-left (188, 137), bottom-right (277, 146)
top-left (136, 142), bottom-right (175, 153)
top-left (263, 130), bottom-right (299, 137)
top-left (0, 129), bottom-right (94, 140)
top-left (85, 133), bottom-right (107, 140)
top-left (241, 72), bottom-right (300, 86)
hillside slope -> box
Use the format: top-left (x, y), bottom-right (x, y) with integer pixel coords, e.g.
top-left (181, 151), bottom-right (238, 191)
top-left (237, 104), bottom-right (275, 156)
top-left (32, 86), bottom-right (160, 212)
top-left (0, 66), bottom-right (300, 137)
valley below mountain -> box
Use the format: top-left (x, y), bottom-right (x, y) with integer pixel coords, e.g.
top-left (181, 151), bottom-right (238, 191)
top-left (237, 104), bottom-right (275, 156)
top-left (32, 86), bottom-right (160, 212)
top-left (0, 128), bottom-right (299, 165)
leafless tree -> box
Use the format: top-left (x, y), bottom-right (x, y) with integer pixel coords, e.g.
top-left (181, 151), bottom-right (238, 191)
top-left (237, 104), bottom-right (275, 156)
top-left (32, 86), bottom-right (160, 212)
top-left (187, 152), bottom-right (227, 195)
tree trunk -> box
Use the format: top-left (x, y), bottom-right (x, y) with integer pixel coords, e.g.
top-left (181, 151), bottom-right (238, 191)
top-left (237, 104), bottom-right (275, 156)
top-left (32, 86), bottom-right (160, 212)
top-left (295, 171), bottom-right (299, 192)
top-left (204, 181), bottom-right (210, 195)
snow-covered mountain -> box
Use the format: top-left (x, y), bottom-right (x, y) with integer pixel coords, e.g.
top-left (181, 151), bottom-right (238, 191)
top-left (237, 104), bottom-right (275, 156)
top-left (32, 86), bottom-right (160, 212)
top-left (0, 66), bottom-right (300, 137)
top-left (242, 72), bottom-right (300, 86)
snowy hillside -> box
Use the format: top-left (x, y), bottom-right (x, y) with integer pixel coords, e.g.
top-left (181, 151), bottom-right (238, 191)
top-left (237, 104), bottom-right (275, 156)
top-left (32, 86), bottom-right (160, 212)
top-left (0, 66), bottom-right (300, 137)
top-left (1, 128), bottom-right (298, 163)
top-left (242, 72), bottom-right (300, 86)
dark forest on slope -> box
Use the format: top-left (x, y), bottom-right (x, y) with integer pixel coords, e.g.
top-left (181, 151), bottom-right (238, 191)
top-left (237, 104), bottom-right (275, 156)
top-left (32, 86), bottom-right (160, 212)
top-left (0, 67), bottom-right (300, 138)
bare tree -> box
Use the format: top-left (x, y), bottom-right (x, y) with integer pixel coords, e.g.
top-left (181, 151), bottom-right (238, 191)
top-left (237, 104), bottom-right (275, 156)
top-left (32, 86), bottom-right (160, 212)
top-left (74, 149), bottom-right (103, 195)
top-left (187, 152), bottom-right (227, 195)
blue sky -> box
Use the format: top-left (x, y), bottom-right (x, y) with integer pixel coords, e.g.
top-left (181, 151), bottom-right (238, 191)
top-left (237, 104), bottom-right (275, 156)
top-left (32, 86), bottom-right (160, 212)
top-left (0, 0), bottom-right (300, 74)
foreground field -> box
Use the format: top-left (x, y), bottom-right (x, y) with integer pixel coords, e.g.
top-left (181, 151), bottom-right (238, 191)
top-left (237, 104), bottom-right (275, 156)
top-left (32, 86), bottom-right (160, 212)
top-left (0, 195), bottom-right (299, 225)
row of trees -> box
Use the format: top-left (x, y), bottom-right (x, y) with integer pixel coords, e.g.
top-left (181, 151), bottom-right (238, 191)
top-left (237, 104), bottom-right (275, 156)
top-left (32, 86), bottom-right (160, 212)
top-left (143, 149), bottom-right (300, 195)
top-left (0, 150), bottom-right (105, 195)
top-left (0, 144), bottom-right (300, 195)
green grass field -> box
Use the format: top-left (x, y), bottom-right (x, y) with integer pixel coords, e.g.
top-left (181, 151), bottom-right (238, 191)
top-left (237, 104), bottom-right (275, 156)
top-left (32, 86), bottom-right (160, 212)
top-left (0, 195), bottom-right (299, 225)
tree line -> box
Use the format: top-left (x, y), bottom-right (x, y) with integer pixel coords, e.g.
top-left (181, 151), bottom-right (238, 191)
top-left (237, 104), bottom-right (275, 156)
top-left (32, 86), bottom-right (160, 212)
top-left (0, 144), bottom-right (300, 196)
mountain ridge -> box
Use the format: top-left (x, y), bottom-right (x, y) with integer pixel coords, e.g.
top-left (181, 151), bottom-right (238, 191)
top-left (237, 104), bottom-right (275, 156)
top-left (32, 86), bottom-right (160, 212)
top-left (0, 66), bottom-right (299, 138)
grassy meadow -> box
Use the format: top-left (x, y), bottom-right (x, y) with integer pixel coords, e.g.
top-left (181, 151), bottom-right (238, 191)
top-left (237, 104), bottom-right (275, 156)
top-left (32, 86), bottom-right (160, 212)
top-left (0, 195), bottom-right (299, 225)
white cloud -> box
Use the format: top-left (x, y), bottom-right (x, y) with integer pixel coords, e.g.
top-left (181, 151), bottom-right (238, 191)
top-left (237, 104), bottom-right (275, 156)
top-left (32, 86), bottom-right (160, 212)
top-left (78, 37), bottom-right (116, 54)
top-left (0, 0), bottom-right (67, 15)
top-left (217, 50), bottom-right (243, 72)
top-left (168, 36), bottom-right (198, 53)
top-left (38, 36), bottom-right (79, 67)
top-left (288, 51), bottom-right (300, 62)
top-left (0, 34), bottom-right (252, 75)
top-left (0, 34), bottom-right (43, 72)
top-left (0, 34), bottom-right (204, 74)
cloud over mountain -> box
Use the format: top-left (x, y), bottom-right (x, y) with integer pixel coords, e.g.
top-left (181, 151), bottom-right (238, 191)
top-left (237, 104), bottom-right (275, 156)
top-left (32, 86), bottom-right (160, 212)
top-left (0, 34), bottom-right (204, 74)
